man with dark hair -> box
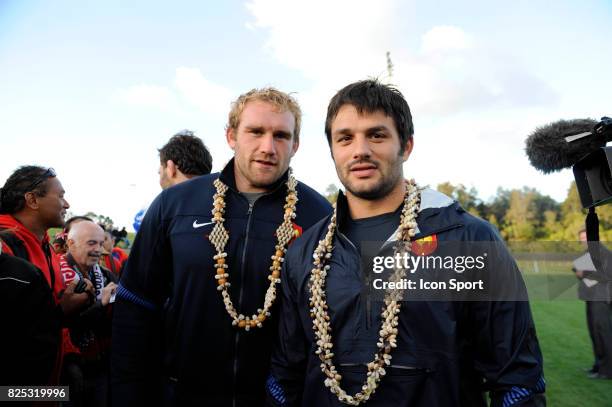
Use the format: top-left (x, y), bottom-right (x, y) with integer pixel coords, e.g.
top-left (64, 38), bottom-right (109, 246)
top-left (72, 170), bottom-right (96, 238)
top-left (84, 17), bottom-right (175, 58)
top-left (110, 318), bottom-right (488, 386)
top-left (112, 87), bottom-right (332, 406)
top-left (158, 129), bottom-right (213, 189)
top-left (0, 166), bottom-right (70, 296)
top-left (101, 228), bottom-right (122, 275)
top-left (324, 79), bottom-right (414, 154)
top-left (267, 79), bottom-right (545, 406)
top-left (0, 166), bottom-right (93, 386)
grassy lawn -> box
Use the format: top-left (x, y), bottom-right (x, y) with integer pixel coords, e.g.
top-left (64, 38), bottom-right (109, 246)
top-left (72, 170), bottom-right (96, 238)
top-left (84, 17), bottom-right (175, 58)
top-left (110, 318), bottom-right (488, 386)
top-left (531, 299), bottom-right (612, 406)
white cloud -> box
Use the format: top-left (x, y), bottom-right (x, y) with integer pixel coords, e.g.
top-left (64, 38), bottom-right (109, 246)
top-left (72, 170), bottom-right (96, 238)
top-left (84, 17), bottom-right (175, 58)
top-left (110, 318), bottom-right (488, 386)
top-left (116, 84), bottom-right (177, 111)
top-left (421, 25), bottom-right (474, 54)
top-left (245, 2), bottom-right (558, 116)
top-left (115, 68), bottom-right (233, 115)
top-left (246, 0), bottom-right (397, 81)
top-left (395, 28), bottom-right (558, 116)
top-left (174, 67), bottom-right (234, 114)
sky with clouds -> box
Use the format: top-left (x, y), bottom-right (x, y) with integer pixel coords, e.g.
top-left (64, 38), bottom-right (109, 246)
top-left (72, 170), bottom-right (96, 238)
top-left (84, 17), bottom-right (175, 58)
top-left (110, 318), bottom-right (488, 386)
top-left (1, 0), bottom-right (611, 231)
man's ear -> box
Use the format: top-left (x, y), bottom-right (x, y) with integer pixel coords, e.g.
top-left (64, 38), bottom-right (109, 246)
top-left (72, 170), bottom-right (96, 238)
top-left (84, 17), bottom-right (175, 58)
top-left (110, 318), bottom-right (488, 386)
top-left (290, 136), bottom-right (300, 158)
top-left (23, 191), bottom-right (40, 210)
top-left (166, 160), bottom-right (178, 179)
top-left (402, 137), bottom-right (414, 162)
top-left (226, 127), bottom-right (236, 150)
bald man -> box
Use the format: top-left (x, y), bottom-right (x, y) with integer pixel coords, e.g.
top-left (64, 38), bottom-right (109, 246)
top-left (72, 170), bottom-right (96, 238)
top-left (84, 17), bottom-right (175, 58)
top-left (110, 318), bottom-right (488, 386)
top-left (61, 220), bottom-right (118, 407)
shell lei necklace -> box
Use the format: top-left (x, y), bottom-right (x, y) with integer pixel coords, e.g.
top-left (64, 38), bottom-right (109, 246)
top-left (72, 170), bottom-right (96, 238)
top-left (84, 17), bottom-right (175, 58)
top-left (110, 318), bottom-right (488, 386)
top-left (309, 179), bottom-right (421, 405)
top-left (209, 170), bottom-right (298, 331)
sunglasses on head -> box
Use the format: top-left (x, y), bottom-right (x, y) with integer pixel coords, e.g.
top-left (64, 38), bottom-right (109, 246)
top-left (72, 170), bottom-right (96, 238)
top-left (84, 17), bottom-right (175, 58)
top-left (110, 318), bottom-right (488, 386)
top-left (27, 167), bottom-right (57, 192)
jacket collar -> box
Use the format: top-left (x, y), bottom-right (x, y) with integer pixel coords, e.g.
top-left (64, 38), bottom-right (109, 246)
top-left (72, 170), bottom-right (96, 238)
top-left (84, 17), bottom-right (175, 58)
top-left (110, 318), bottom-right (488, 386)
top-left (218, 157), bottom-right (290, 195)
top-left (335, 190), bottom-right (352, 233)
top-left (334, 186), bottom-right (457, 238)
top-left (0, 214), bottom-right (50, 245)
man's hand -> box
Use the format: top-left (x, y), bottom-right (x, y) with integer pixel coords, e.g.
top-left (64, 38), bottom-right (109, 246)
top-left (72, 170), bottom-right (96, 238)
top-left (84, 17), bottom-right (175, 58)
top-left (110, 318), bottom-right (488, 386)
top-left (60, 280), bottom-right (93, 315)
top-left (101, 282), bottom-right (118, 306)
top-left (576, 270), bottom-right (584, 279)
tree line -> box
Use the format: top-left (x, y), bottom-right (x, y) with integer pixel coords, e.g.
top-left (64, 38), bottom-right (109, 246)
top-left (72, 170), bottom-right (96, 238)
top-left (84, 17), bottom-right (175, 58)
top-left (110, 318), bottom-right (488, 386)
top-left (324, 181), bottom-right (612, 242)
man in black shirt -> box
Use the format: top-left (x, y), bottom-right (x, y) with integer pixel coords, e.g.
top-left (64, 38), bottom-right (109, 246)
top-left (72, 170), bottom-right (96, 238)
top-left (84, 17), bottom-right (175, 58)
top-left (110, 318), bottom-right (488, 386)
top-left (0, 238), bottom-right (91, 386)
top-left (268, 79), bottom-right (546, 406)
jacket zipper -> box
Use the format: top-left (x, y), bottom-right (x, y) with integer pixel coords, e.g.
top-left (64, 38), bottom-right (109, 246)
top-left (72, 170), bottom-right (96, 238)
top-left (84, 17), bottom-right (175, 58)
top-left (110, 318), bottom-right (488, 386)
top-left (232, 201), bottom-right (255, 407)
top-left (224, 181), bottom-right (285, 406)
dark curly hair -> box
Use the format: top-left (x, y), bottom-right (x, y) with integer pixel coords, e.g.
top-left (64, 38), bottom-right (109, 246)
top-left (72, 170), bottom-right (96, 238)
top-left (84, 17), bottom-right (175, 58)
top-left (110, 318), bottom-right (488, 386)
top-left (158, 130), bottom-right (213, 176)
top-left (0, 166), bottom-right (53, 215)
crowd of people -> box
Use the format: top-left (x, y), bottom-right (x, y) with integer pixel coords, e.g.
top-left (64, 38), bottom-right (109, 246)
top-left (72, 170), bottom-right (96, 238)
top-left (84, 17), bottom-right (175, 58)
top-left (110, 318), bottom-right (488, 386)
top-left (8, 78), bottom-right (612, 406)
top-left (0, 130), bottom-right (212, 406)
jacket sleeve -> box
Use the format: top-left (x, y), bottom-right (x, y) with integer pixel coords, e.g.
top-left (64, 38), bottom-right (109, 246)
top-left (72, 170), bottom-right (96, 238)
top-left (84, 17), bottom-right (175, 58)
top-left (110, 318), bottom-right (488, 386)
top-left (111, 192), bottom-right (172, 406)
top-left (21, 263), bottom-right (63, 384)
top-left (467, 232), bottom-right (546, 407)
top-left (266, 251), bottom-right (310, 406)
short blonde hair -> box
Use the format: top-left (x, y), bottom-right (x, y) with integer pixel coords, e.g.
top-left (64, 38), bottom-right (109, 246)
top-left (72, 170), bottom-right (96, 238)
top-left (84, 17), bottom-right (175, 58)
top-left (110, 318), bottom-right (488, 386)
top-left (227, 87), bottom-right (302, 141)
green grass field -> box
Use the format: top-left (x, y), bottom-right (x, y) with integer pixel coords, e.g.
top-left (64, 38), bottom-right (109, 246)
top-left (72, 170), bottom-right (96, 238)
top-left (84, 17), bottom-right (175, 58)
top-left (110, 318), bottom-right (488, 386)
top-left (519, 256), bottom-right (611, 406)
top-left (531, 300), bottom-right (612, 406)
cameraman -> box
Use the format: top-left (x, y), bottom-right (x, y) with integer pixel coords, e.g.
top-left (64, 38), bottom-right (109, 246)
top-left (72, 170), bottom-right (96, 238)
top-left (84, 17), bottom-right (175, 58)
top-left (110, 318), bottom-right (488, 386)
top-left (573, 229), bottom-right (612, 379)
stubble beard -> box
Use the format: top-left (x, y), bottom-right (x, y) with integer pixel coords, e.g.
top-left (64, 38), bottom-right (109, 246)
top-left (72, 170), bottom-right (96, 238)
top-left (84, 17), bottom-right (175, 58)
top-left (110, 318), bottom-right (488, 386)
top-left (340, 156), bottom-right (404, 201)
top-left (238, 158), bottom-right (287, 191)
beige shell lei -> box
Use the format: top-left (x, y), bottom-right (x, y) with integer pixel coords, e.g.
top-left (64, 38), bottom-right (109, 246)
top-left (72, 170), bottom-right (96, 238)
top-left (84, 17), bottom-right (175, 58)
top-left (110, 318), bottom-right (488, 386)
top-left (209, 170), bottom-right (298, 330)
top-left (309, 179), bottom-right (421, 405)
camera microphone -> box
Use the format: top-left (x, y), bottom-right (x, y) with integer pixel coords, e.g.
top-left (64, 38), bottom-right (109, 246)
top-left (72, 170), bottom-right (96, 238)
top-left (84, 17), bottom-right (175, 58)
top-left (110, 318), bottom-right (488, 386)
top-left (525, 118), bottom-right (609, 173)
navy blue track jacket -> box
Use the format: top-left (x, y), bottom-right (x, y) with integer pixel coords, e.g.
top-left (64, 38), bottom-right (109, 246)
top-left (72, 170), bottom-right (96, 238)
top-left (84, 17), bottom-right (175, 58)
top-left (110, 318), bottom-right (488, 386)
top-left (267, 188), bottom-right (546, 407)
top-left (111, 160), bottom-right (332, 406)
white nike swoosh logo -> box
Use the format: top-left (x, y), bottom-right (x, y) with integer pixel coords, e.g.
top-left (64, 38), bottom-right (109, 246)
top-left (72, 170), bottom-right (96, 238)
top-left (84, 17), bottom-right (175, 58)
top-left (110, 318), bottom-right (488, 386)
top-left (193, 220), bottom-right (214, 228)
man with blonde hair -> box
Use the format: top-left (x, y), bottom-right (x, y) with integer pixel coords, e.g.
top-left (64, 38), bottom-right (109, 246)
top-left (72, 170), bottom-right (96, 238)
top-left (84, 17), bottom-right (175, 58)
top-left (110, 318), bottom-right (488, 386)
top-left (112, 87), bottom-right (332, 406)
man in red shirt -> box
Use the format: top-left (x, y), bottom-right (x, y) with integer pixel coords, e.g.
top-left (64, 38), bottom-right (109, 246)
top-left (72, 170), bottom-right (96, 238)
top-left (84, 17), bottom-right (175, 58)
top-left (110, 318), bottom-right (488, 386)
top-left (0, 166), bottom-right (69, 294)
top-left (0, 165), bottom-right (93, 385)
top-left (101, 228), bottom-right (122, 276)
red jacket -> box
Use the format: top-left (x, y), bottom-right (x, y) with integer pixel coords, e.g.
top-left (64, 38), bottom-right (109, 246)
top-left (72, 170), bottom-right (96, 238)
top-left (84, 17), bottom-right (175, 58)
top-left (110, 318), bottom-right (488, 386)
top-left (112, 246), bottom-right (129, 267)
top-left (0, 214), bottom-right (66, 389)
top-left (103, 254), bottom-right (122, 276)
top-left (0, 214), bottom-right (64, 296)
